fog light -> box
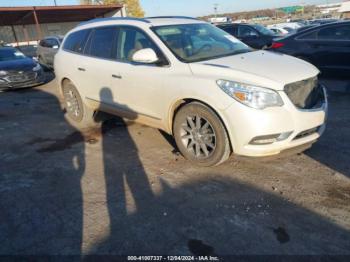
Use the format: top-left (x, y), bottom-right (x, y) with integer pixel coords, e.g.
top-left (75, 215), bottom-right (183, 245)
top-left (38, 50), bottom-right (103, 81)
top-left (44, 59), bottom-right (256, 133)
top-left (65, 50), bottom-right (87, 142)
top-left (250, 131), bottom-right (292, 145)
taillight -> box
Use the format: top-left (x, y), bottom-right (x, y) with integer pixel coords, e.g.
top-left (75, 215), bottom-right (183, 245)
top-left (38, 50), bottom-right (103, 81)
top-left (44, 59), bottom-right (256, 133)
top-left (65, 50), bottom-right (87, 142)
top-left (271, 42), bottom-right (285, 49)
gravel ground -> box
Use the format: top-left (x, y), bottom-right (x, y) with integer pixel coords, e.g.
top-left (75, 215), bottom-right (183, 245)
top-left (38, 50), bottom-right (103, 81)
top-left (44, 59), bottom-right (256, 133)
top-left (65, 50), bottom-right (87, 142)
top-left (0, 77), bottom-right (349, 257)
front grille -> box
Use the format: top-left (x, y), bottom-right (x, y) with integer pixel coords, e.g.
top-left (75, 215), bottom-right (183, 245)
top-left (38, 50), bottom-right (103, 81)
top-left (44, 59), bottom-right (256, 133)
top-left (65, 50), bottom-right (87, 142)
top-left (5, 71), bottom-right (37, 83)
top-left (284, 77), bottom-right (324, 109)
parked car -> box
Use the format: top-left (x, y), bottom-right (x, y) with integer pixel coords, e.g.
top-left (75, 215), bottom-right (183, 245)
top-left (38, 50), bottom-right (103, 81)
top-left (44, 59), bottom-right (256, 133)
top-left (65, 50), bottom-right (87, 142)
top-left (0, 47), bottom-right (45, 90)
top-left (17, 44), bottom-right (38, 58)
top-left (0, 40), bottom-right (11, 47)
top-left (309, 19), bottom-right (339, 25)
top-left (217, 23), bottom-right (278, 49)
top-left (269, 27), bottom-right (290, 35)
top-left (289, 19), bottom-right (308, 26)
top-left (269, 22), bottom-right (303, 30)
top-left (37, 36), bottom-right (63, 68)
top-left (296, 24), bottom-right (318, 33)
top-left (270, 21), bottom-right (350, 77)
top-left (55, 17), bottom-right (327, 166)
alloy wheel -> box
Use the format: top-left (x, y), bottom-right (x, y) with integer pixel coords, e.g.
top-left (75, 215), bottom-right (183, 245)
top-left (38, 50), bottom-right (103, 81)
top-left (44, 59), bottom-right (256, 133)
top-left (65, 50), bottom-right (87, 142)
top-left (180, 115), bottom-right (216, 159)
top-left (63, 86), bottom-right (81, 120)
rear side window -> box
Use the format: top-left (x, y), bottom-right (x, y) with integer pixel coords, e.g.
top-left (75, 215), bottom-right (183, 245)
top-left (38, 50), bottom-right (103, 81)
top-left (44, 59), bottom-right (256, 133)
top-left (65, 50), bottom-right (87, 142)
top-left (63, 29), bottom-right (90, 53)
top-left (220, 26), bottom-right (238, 36)
top-left (298, 25), bottom-right (350, 40)
top-left (86, 27), bottom-right (117, 59)
top-left (318, 25), bottom-right (350, 40)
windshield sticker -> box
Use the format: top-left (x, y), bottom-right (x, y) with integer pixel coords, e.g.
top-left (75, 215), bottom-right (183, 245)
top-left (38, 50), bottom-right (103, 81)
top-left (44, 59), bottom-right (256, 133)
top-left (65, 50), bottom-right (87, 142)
top-left (156, 28), bottom-right (182, 36)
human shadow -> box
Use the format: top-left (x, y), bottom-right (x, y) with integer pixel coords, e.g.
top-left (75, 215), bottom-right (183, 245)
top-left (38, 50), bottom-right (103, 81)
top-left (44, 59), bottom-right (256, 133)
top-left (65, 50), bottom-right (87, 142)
top-left (89, 88), bottom-right (155, 254)
top-left (0, 86), bottom-right (85, 254)
top-left (88, 88), bottom-right (350, 256)
top-left (306, 90), bottom-right (350, 178)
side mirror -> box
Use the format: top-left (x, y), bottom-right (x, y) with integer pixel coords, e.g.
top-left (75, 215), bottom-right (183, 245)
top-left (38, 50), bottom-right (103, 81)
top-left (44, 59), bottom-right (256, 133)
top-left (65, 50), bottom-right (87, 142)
top-left (52, 45), bottom-right (59, 49)
top-left (132, 48), bottom-right (159, 64)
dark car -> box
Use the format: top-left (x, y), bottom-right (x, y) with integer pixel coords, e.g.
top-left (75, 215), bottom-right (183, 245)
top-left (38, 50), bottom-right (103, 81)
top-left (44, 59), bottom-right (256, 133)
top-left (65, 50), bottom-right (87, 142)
top-left (217, 23), bottom-right (278, 49)
top-left (296, 24), bottom-right (319, 33)
top-left (0, 47), bottom-right (45, 90)
top-left (270, 21), bottom-right (350, 77)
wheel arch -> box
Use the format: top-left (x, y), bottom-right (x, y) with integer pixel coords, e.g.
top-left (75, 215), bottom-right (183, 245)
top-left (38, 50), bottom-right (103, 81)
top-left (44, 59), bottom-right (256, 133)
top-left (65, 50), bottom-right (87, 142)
top-left (58, 77), bottom-right (71, 97)
top-left (168, 98), bottom-right (234, 152)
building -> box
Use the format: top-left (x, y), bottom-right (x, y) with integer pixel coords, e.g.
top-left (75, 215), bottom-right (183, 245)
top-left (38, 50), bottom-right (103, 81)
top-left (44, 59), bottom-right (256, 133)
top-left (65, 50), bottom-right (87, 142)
top-left (0, 4), bottom-right (124, 46)
top-left (317, 2), bottom-right (342, 15)
top-left (338, 1), bottom-right (350, 18)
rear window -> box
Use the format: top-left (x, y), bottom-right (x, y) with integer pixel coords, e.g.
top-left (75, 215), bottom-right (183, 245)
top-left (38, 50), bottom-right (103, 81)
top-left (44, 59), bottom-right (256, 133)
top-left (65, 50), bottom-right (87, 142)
top-left (63, 29), bottom-right (90, 53)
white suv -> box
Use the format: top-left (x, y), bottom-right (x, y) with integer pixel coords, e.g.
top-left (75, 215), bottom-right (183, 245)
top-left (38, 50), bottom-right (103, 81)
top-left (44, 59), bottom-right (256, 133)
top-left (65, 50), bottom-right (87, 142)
top-left (55, 16), bottom-right (327, 166)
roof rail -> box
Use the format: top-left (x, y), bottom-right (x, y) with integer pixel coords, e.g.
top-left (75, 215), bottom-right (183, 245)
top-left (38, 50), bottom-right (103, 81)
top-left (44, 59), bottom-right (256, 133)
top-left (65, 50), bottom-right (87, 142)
top-left (77, 17), bottom-right (151, 27)
top-left (145, 16), bottom-right (200, 21)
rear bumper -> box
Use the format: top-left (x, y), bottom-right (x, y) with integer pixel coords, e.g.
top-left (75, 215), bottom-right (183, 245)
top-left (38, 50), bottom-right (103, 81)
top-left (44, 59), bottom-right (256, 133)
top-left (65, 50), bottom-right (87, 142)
top-left (222, 86), bottom-right (328, 157)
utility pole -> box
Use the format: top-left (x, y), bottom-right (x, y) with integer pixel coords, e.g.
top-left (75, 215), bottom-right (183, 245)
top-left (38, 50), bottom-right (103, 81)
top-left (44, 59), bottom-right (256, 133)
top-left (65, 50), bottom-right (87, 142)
top-left (214, 3), bottom-right (219, 18)
top-left (54, 0), bottom-right (57, 6)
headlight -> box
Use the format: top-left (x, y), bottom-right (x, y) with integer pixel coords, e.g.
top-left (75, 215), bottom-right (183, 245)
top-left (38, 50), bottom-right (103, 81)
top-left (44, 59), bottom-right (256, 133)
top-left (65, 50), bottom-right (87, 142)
top-left (32, 64), bottom-right (41, 72)
top-left (216, 80), bottom-right (284, 109)
top-left (0, 70), bottom-right (8, 76)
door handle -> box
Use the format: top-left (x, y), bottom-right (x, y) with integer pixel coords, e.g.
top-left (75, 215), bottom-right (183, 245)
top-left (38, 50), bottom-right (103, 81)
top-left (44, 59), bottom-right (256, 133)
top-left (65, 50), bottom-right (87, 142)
top-left (112, 74), bottom-right (122, 79)
top-left (78, 67), bottom-right (86, 72)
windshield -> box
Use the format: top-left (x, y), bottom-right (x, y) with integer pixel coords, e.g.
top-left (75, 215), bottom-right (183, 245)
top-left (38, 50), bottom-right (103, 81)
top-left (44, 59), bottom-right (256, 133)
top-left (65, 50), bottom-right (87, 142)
top-left (152, 23), bottom-right (251, 63)
top-left (251, 24), bottom-right (276, 36)
top-left (0, 48), bottom-right (26, 61)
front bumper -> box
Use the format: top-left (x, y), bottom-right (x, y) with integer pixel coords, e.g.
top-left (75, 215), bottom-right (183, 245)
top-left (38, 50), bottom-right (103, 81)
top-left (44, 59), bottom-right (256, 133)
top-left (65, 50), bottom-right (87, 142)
top-left (223, 86), bottom-right (328, 157)
top-left (0, 71), bottom-right (45, 90)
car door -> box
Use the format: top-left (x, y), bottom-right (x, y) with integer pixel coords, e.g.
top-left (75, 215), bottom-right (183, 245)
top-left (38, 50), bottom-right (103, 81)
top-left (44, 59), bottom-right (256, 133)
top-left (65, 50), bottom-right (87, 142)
top-left (237, 25), bottom-right (261, 49)
top-left (78, 26), bottom-right (118, 103)
top-left (296, 24), bottom-right (350, 75)
top-left (313, 24), bottom-right (350, 74)
top-left (109, 26), bottom-right (170, 122)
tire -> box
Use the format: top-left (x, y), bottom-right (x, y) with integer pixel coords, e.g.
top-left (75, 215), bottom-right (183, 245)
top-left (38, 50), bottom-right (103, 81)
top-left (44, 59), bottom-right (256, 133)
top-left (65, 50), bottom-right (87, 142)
top-left (61, 80), bottom-right (100, 130)
top-left (173, 102), bottom-right (231, 167)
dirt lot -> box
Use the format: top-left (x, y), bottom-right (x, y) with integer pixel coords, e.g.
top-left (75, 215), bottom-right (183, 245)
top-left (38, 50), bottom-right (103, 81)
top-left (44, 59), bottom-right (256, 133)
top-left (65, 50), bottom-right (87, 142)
top-left (0, 77), bottom-right (349, 257)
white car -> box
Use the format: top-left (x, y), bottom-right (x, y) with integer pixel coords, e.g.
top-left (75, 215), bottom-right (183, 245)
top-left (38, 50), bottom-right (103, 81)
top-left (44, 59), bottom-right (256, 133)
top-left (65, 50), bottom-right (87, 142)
top-left (54, 16), bottom-right (327, 166)
top-left (268, 27), bottom-right (290, 35)
top-left (268, 22), bottom-right (302, 30)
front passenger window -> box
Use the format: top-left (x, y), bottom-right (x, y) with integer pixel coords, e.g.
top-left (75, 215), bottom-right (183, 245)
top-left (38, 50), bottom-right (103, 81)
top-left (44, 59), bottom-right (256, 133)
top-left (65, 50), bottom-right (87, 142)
top-left (116, 27), bottom-right (159, 63)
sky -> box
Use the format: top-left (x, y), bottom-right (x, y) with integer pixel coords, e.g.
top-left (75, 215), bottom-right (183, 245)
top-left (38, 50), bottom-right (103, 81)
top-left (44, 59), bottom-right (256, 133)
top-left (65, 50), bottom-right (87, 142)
top-left (0, 0), bottom-right (342, 17)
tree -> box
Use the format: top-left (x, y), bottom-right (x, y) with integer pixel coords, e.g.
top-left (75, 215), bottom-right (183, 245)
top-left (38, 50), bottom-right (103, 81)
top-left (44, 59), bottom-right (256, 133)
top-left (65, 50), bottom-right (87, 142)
top-left (103, 0), bottom-right (145, 17)
top-left (79, 0), bottom-right (144, 18)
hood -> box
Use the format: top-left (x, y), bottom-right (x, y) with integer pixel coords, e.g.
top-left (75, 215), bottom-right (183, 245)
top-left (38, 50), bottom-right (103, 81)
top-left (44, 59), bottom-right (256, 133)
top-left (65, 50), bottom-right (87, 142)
top-left (189, 51), bottom-right (319, 90)
top-left (0, 57), bottom-right (37, 71)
